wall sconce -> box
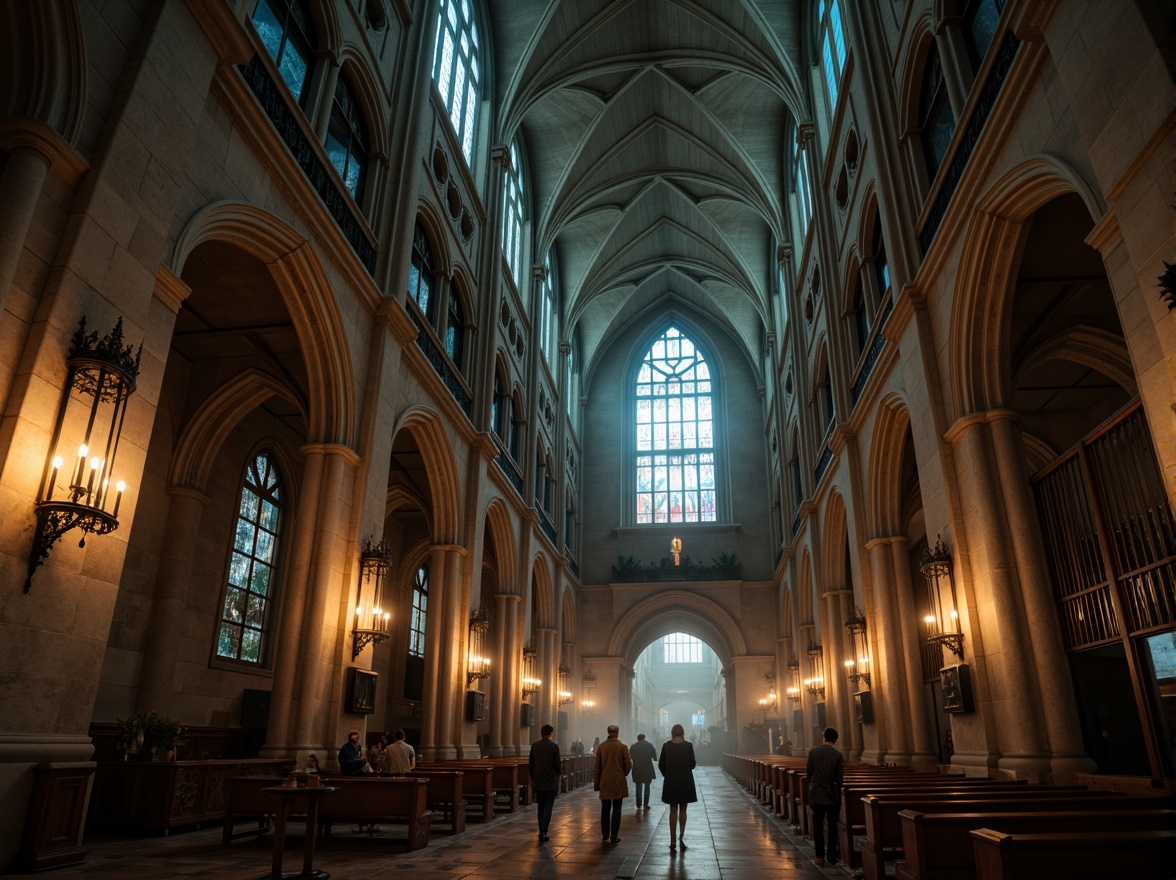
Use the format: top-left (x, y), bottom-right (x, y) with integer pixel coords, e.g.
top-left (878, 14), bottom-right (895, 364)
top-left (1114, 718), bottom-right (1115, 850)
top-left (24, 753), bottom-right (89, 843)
top-left (920, 535), bottom-right (964, 658)
top-left (26, 317), bottom-right (141, 592)
top-left (467, 603), bottom-right (491, 687)
top-left (582, 699), bottom-right (596, 709)
top-left (557, 662), bottom-right (572, 705)
top-left (352, 537), bottom-right (392, 658)
top-left (843, 607), bottom-right (871, 686)
top-left (521, 638), bottom-right (541, 699)
top-left (804, 641), bottom-right (825, 698)
top-left (786, 655), bottom-right (801, 702)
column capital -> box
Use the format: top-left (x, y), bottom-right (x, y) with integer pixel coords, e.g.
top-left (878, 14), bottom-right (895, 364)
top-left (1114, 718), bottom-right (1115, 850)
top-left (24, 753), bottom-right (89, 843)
top-left (491, 145), bottom-right (512, 171)
top-left (165, 485), bottom-right (212, 507)
top-left (532, 264), bottom-right (548, 282)
top-left (796, 122), bottom-right (816, 147)
top-left (299, 442), bottom-right (363, 467)
top-left (0, 117), bottom-right (89, 185)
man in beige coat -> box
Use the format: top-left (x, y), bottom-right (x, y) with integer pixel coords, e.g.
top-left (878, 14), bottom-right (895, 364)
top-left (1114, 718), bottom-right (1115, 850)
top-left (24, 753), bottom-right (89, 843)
top-left (593, 724), bottom-right (632, 843)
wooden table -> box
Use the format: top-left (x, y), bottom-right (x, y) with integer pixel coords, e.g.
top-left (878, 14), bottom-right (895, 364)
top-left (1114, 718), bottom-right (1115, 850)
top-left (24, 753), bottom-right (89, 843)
top-left (262, 785), bottom-right (337, 880)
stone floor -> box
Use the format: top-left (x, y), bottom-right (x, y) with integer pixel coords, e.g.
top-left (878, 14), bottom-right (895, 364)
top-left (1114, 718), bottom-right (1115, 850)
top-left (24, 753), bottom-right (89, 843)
top-left (22, 766), bottom-right (842, 879)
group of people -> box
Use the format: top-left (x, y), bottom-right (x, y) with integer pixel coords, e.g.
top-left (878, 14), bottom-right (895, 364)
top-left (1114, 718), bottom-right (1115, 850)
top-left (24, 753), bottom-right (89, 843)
top-left (528, 722), bottom-right (699, 849)
top-left (337, 728), bottom-right (416, 776)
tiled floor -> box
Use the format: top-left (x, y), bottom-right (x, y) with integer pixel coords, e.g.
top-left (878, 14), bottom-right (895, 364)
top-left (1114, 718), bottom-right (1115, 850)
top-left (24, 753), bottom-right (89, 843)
top-left (23, 767), bottom-right (839, 879)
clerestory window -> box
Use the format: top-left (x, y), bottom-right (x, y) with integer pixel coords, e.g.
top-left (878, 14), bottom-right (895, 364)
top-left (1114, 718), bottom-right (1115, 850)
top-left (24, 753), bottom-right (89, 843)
top-left (635, 326), bottom-right (717, 524)
top-left (432, 0), bottom-right (481, 165)
top-left (252, 0), bottom-right (316, 106)
top-left (663, 632), bottom-right (704, 664)
top-left (818, 0), bottom-right (848, 111)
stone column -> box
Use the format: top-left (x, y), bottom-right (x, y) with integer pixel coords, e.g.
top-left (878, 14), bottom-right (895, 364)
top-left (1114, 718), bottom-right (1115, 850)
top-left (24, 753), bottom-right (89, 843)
top-left (418, 546), bottom-right (446, 761)
top-left (291, 445), bottom-right (356, 753)
top-left (865, 538), bottom-right (912, 764)
top-left (949, 414), bottom-right (1048, 774)
top-left (262, 449), bottom-right (326, 757)
top-left (431, 546), bottom-right (467, 760)
top-left (538, 626), bottom-right (559, 732)
top-left (822, 590), bottom-right (849, 739)
top-left (137, 487), bottom-right (211, 713)
top-left (488, 592), bottom-right (512, 756)
top-left (0, 143), bottom-right (51, 319)
top-left (989, 411), bottom-right (1094, 779)
top-left (889, 537), bottom-right (938, 769)
top-left (505, 597), bottom-right (521, 755)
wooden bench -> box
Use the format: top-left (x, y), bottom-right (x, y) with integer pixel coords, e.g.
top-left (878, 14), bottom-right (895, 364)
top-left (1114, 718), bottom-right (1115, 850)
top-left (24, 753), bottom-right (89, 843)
top-left (898, 806), bottom-right (1176, 880)
top-left (969, 827), bottom-right (1176, 879)
top-left (790, 768), bottom-right (940, 831)
top-left (419, 763), bottom-right (495, 822)
top-left (856, 788), bottom-right (1110, 879)
top-left (316, 776), bottom-right (431, 851)
top-left (404, 769), bottom-right (465, 834)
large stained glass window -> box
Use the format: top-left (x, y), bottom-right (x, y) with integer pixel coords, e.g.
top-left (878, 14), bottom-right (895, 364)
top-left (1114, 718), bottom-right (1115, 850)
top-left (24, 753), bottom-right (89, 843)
top-left (217, 454), bottom-right (282, 664)
top-left (635, 326), bottom-right (717, 524)
top-left (819, 0), bottom-right (847, 110)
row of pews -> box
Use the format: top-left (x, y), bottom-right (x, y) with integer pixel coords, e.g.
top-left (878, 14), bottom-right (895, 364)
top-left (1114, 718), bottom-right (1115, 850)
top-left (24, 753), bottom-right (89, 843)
top-left (723, 754), bottom-right (1176, 879)
top-left (223, 752), bottom-right (595, 851)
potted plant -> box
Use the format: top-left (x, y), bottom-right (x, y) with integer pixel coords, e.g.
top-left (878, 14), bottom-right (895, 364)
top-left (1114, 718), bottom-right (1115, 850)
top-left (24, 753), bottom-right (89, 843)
top-left (117, 708), bottom-right (186, 760)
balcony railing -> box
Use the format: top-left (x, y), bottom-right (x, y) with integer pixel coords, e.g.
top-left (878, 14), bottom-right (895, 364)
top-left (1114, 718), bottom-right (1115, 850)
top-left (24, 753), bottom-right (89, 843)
top-left (406, 307), bottom-right (472, 417)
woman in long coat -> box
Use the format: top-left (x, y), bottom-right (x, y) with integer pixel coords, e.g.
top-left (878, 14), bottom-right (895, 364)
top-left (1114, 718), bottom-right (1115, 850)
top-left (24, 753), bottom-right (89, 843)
top-left (658, 724), bottom-right (697, 850)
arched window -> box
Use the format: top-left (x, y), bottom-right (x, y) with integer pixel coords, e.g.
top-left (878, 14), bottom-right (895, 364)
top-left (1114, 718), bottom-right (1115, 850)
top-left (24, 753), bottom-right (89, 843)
top-left (409, 565), bottom-right (428, 658)
top-left (492, 370), bottom-right (505, 437)
top-left (566, 334), bottom-right (581, 432)
top-left (502, 142), bottom-right (525, 289)
top-left (788, 428), bottom-right (803, 514)
top-left (919, 42), bottom-right (954, 178)
top-left (664, 632), bottom-right (704, 663)
top-left (509, 391), bottom-right (524, 461)
top-left (326, 74), bottom-right (369, 200)
top-left (635, 326), bottom-right (717, 524)
top-left (446, 286), bottom-right (465, 367)
top-left (818, 0), bottom-right (847, 110)
top-left (252, 0), bottom-right (316, 106)
top-left (870, 213), bottom-right (890, 300)
top-left (216, 453), bottom-right (283, 665)
top-left (963, 0), bottom-right (1005, 70)
top-left (850, 276), bottom-right (868, 359)
top-left (790, 131), bottom-right (813, 243)
top-left (540, 257), bottom-right (556, 363)
top-left (432, 0), bottom-right (481, 164)
top-left (407, 222), bottom-right (436, 318)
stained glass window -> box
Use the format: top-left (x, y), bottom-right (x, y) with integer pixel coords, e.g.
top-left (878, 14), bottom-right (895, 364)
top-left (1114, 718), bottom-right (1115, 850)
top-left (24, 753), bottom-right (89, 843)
top-left (503, 142), bottom-right (524, 289)
top-left (432, 0), bottom-right (481, 165)
top-left (325, 75), bottom-right (369, 200)
top-left (408, 222), bottom-right (435, 317)
top-left (217, 454), bottom-right (282, 664)
top-left (252, 0), bottom-right (316, 106)
top-left (409, 566), bottom-right (428, 658)
top-left (635, 326), bottom-right (717, 524)
top-left (819, 0), bottom-right (847, 110)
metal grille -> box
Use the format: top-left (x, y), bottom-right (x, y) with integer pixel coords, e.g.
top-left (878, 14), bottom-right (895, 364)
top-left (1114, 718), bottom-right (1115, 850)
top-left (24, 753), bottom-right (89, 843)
top-left (1032, 404), bottom-right (1175, 650)
top-left (1085, 408), bottom-right (1176, 635)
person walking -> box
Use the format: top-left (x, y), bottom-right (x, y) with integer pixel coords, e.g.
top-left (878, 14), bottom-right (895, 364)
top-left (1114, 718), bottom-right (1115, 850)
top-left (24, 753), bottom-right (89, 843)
top-left (629, 733), bottom-right (657, 810)
top-left (380, 729), bottom-right (416, 776)
top-left (806, 726), bottom-right (844, 866)
top-left (593, 724), bottom-right (632, 843)
top-left (528, 723), bottom-right (562, 842)
top-left (658, 724), bottom-right (697, 850)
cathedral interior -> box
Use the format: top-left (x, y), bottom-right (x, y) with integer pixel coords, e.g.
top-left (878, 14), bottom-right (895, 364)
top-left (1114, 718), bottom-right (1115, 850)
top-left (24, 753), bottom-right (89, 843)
top-left (0, 0), bottom-right (1173, 872)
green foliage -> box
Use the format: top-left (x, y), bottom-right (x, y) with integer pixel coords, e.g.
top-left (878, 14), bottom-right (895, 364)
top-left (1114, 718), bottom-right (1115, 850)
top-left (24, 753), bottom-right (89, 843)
top-left (1159, 261), bottom-right (1176, 312)
top-left (116, 707), bottom-right (186, 751)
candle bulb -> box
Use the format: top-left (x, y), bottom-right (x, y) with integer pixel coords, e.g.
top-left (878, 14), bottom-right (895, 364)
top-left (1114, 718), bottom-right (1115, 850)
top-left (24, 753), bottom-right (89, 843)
top-left (86, 456), bottom-right (100, 499)
top-left (73, 444), bottom-right (88, 489)
top-left (47, 456), bottom-right (63, 502)
top-left (112, 481), bottom-right (125, 518)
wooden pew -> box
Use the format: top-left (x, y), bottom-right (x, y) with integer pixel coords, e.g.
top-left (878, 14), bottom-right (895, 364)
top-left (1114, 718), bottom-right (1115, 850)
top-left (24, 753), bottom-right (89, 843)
top-left (834, 778), bottom-right (1029, 862)
top-left (789, 766), bottom-right (928, 830)
top-left (898, 806), bottom-right (1176, 880)
top-left (856, 788), bottom-right (1110, 879)
top-left (969, 827), bottom-right (1176, 880)
top-left (419, 763), bottom-right (495, 822)
top-left (316, 776), bottom-right (431, 851)
top-left (222, 776), bottom-right (289, 844)
top-left (404, 769), bottom-right (465, 834)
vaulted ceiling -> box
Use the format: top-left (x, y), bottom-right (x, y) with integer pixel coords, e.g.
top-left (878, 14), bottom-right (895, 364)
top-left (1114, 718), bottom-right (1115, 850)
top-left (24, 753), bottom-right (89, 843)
top-left (485, 0), bottom-right (808, 381)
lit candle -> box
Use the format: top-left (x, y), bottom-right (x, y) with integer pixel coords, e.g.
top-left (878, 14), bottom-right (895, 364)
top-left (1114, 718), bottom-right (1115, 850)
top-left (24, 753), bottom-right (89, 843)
top-left (112, 481), bottom-right (126, 518)
top-left (73, 444), bottom-right (88, 489)
top-left (47, 456), bottom-right (63, 501)
top-left (86, 456), bottom-right (100, 499)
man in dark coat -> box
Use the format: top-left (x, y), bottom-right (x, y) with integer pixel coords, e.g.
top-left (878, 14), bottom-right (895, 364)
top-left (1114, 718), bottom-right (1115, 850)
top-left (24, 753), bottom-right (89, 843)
top-left (337, 728), bottom-right (368, 775)
top-left (629, 733), bottom-right (657, 810)
top-left (528, 723), bottom-right (562, 842)
top-left (806, 727), bottom-right (844, 866)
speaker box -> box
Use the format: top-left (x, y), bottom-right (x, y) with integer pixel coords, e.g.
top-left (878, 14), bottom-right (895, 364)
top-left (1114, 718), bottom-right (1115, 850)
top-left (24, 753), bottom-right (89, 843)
top-left (465, 690), bottom-right (486, 722)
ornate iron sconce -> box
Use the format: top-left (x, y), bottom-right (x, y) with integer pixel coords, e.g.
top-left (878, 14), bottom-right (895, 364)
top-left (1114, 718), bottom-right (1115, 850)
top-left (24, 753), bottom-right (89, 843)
top-left (920, 535), bottom-right (964, 658)
top-left (786, 655), bottom-right (802, 702)
top-left (466, 603), bottom-right (491, 687)
top-left (558, 662), bottom-right (572, 706)
top-left (804, 641), bottom-right (825, 698)
top-left (26, 317), bottom-right (141, 592)
top-left (521, 638), bottom-right (541, 699)
top-left (843, 607), bottom-right (871, 686)
top-left (352, 537), bottom-right (392, 658)
top-left (581, 668), bottom-right (596, 706)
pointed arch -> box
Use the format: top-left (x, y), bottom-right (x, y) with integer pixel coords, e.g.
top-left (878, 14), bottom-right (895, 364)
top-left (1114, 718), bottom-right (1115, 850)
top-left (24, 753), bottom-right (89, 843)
top-left (169, 368), bottom-right (305, 491)
top-left (867, 392), bottom-right (914, 538)
top-left (822, 492), bottom-right (850, 588)
top-left (392, 406), bottom-right (462, 545)
top-left (561, 586), bottom-right (577, 644)
top-left (948, 155), bottom-right (1107, 421)
top-left (171, 201), bottom-right (357, 446)
top-left (484, 498), bottom-right (518, 595)
top-left (530, 555), bottom-right (555, 630)
top-left (797, 547), bottom-right (815, 625)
